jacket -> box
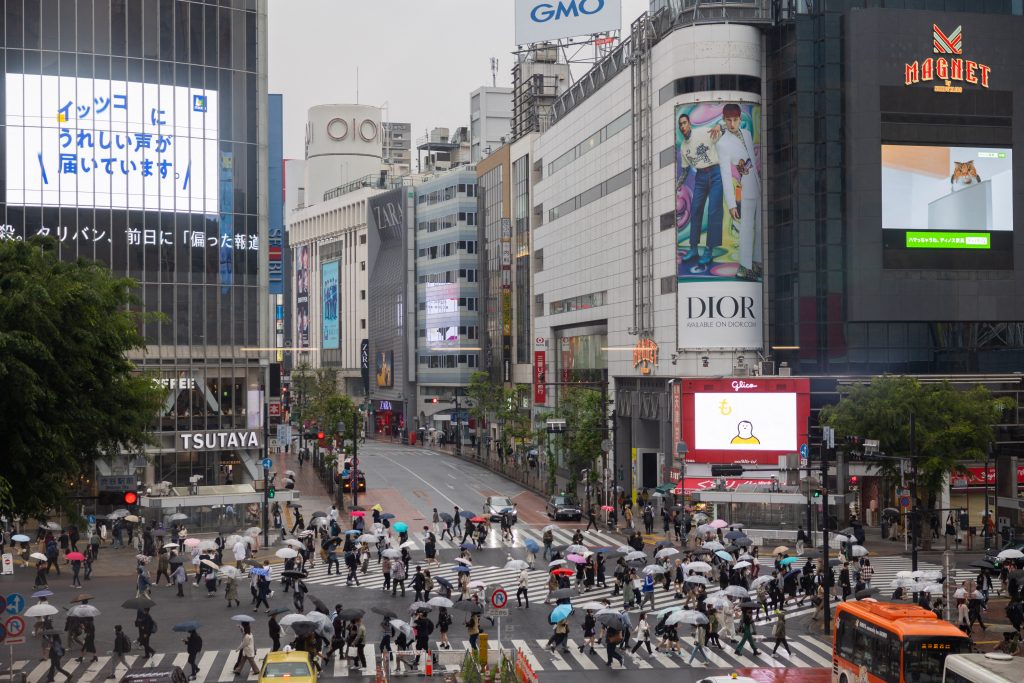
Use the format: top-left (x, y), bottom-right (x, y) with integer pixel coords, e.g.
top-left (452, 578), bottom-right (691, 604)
top-left (237, 632), bottom-right (255, 658)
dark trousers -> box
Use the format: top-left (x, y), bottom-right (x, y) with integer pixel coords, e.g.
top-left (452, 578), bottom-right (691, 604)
top-left (773, 636), bottom-right (791, 655)
top-left (516, 587), bottom-right (528, 607)
top-left (631, 638), bottom-right (651, 654)
top-left (187, 651), bottom-right (200, 676)
top-left (46, 653), bottom-right (71, 681)
top-left (606, 642), bottom-right (623, 666)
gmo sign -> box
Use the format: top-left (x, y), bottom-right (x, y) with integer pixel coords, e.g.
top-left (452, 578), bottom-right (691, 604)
top-left (515, 0), bottom-right (621, 45)
top-left (530, 0), bottom-right (605, 23)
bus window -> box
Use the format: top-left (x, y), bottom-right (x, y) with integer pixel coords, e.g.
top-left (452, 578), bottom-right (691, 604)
top-left (904, 638), bottom-right (970, 683)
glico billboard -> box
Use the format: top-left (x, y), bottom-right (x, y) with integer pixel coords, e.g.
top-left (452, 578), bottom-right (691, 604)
top-left (679, 377), bottom-right (810, 465)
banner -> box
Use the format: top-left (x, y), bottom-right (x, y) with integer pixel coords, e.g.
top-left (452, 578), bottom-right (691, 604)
top-left (533, 351), bottom-right (547, 404)
top-left (321, 260), bottom-right (339, 350)
top-left (295, 244), bottom-right (310, 348)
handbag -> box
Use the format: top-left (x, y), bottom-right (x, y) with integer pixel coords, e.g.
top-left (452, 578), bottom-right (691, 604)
top-left (607, 632), bottom-right (623, 645)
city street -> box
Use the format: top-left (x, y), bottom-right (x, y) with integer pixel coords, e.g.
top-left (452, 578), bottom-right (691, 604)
top-left (0, 441), bottom-right (1002, 681)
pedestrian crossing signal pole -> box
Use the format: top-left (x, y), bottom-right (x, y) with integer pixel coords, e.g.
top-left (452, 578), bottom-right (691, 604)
top-left (910, 412), bottom-right (918, 572)
top-left (822, 425), bottom-right (833, 635)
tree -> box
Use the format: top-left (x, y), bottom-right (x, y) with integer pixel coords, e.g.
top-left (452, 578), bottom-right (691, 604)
top-left (0, 238), bottom-right (166, 519)
top-left (820, 376), bottom-right (1014, 548)
top-left (559, 388), bottom-right (604, 497)
top-left (466, 371), bottom-right (501, 438)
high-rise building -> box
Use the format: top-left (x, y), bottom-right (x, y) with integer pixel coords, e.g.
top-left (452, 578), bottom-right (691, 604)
top-left (470, 87), bottom-right (512, 162)
top-left (383, 122), bottom-right (413, 177)
top-left (0, 0), bottom-right (269, 489)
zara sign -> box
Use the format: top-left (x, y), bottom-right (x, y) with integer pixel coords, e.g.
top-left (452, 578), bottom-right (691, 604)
top-left (515, 0), bottom-right (621, 44)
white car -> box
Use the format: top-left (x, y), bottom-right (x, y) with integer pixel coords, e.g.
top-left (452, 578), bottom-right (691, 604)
top-left (483, 496), bottom-right (517, 523)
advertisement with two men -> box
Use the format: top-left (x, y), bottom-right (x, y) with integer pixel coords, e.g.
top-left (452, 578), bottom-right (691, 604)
top-left (675, 102), bottom-right (763, 349)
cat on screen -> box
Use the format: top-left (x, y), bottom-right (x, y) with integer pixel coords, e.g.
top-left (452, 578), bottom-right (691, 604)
top-left (950, 160), bottom-right (981, 191)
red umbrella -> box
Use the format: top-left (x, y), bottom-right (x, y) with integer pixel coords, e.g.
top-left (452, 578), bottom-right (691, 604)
top-left (65, 552), bottom-right (86, 561)
top-left (600, 505), bottom-right (614, 511)
top-left (351, 511), bottom-right (366, 517)
top-left (469, 516), bottom-right (487, 524)
top-left (551, 568), bottom-right (574, 576)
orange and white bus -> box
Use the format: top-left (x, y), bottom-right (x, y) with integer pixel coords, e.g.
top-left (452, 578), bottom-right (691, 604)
top-left (832, 601), bottom-right (970, 683)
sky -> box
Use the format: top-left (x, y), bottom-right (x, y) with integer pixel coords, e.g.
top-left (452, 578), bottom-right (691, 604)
top-left (268, 0), bottom-right (651, 161)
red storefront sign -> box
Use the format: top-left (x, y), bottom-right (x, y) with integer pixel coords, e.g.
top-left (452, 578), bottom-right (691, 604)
top-left (669, 476), bottom-right (779, 493)
top-left (533, 351), bottom-right (547, 404)
top-left (950, 465), bottom-right (1024, 488)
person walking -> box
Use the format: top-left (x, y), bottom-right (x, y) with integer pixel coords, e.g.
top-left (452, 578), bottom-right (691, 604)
top-left (350, 617), bottom-right (368, 670)
top-left (687, 623), bottom-right (711, 665)
top-left (771, 610), bottom-right (792, 656)
top-left (43, 633), bottom-right (72, 682)
top-left (137, 608), bottom-right (156, 659)
top-left (641, 572), bottom-right (656, 609)
top-left (630, 611), bottom-right (652, 656)
top-left (466, 612), bottom-right (480, 653)
top-left (232, 622), bottom-right (259, 676)
top-left (172, 562), bottom-right (187, 598)
top-left (437, 607), bottom-right (452, 650)
top-left (516, 567), bottom-right (529, 608)
top-left (224, 576), bottom-right (240, 608)
top-left (76, 617), bottom-right (97, 664)
top-left (184, 628), bottom-right (202, 681)
top-left (452, 506), bottom-right (462, 537)
top-left (269, 613), bottom-right (282, 651)
top-left (70, 558), bottom-right (82, 588)
top-left (840, 562), bottom-right (852, 602)
top-left (391, 557), bottom-right (406, 597)
top-left (102, 624), bottom-right (132, 680)
top-left (734, 608), bottom-right (760, 656)
top-left (605, 626), bottom-right (625, 668)
top-left (543, 528), bottom-right (554, 560)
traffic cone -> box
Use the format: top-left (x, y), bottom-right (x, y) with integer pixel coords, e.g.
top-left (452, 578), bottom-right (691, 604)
top-left (425, 653), bottom-right (433, 676)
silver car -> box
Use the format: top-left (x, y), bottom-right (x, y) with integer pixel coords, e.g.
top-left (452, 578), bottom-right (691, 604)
top-left (483, 496), bottom-right (517, 523)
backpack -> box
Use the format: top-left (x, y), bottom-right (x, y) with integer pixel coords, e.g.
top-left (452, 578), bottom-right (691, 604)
top-left (117, 632), bottom-right (133, 653)
top-left (393, 561), bottom-right (406, 580)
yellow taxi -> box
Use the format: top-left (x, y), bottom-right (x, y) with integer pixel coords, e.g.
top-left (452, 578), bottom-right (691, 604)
top-left (259, 650), bottom-right (318, 682)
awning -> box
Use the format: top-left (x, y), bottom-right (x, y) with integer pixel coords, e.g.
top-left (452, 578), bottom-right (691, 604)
top-left (674, 477), bottom-right (780, 494)
top-left (655, 483), bottom-right (676, 494)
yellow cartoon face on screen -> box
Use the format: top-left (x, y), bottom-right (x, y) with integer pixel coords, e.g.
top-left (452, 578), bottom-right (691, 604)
top-left (730, 420), bottom-right (760, 445)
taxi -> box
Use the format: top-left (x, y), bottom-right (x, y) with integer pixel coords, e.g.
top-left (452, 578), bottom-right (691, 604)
top-left (259, 650), bottom-right (317, 682)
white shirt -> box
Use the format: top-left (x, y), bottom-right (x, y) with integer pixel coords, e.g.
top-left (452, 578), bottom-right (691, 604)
top-left (677, 126), bottom-right (721, 172)
top-left (233, 542), bottom-right (247, 561)
top-left (714, 126), bottom-right (760, 210)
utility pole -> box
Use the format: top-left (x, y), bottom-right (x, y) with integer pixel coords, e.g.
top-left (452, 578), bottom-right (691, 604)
top-left (351, 406), bottom-right (360, 508)
top-left (453, 390), bottom-right (463, 459)
top-left (910, 412), bottom-right (918, 572)
top-left (261, 369), bottom-right (270, 549)
top-left (822, 425), bottom-right (833, 635)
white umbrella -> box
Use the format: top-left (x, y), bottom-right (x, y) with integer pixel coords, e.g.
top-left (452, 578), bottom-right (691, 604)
top-left (751, 576), bottom-right (774, 589)
top-left (921, 583), bottom-right (943, 593)
top-left (44, 521), bottom-right (62, 531)
top-left (357, 534), bottom-right (378, 544)
top-left (643, 564), bottom-right (666, 575)
top-left (124, 515), bottom-right (140, 523)
top-left (382, 549), bottom-right (401, 559)
top-left (219, 566), bottom-right (240, 579)
top-left (566, 545), bottom-right (588, 555)
top-left (68, 604), bottom-right (101, 618)
top-left (687, 561), bottom-right (713, 573)
top-left (997, 548), bottom-right (1024, 560)
top-left (469, 580), bottom-right (486, 589)
top-left (427, 597), bottom-right (454, 608)
top-left (655, 547), bottom-right (679, 559)
top-left (504, 560), bottom-right (528, 571)
top-left (733, 560), bottom-right (752, 569)
top-left (542, 525), bottom-right (558, 533)
top-left (702, 541), bottom-right (725, 551)
top-left (162, 543), bottom-right (179, 550)
top-left (285, 539), bottom-right (304, 549)
top-left (912, 570), bottom-right (942, 581)
top-left (954, 587), bottom-right (967, 599)
top-left (850, 545), bottom-right (869, 558)
top-left (709, 519), bottom-right (729, 529)
top-left (168, 513), bottom-right (188, 521)
top-left (199, 540), bottom-right (218, 551)
top-left (399, 541), bottom-right (416, 549)
top-left (548, 559), bottom-right (567, 568)
top-left (695, 524), bottom-right (713, 535)
top-left (890, 578), bottom-right (919, 589)
top-left (246, 527), bottom-right (262, 536)
top-left (684, 575), bottom-right (709, 586)
top-left (297, 530), bottom-right (314, 538)
top-left (706, 593), bottom-right (732, 609)
top-left (111, 509), bottom-right (130, 518)
top-left (279, 614), bottom-right (312, 627)
top-left (723, 585), bottom-right (750, 599)
top-left (454, 558), bottom-right (473, 566)
top-left (275, 548), bottom-right (298, 559)
top-left (30, 552), bottom-right (47, 562)
top-left (625, 551), bottom-right (647, 562)
top-left (666, 610), bottom-right (708, 626)
top-left (25, 604), bottom-right (58, 617)
top-left (579, 601), bottom-right (606, 611)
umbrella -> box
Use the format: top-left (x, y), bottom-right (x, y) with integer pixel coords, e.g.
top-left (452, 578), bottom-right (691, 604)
top-left (231, 614), bottom-right (256, 623)
top-left (725, 530), bottom-right (745, 540)
top-left (284, 539), bottom-right (305, 549)
top-left (453, 601), bottom-right (482, 614)
top-left (111, 509), bottom-right (129, 518)
top-left (30, 552), bottom-right (47, 561)
top-left (643, 564), bottom-right (667, 575)
top-left (542, 524), bottom-right (558, 532)
top-left (548, 559), bottom-right (567, 568)
top-left (684, 575), bottom-right (709, 586)
top-left (715, 550), bottom-right (733, 562)
top-left (43, 521), bottom-right (62, 531)
top-left (830, 534), bottom-right (850, 544)
top-left (343, 529), bottom-right (361, 536)
top-left (286, 621), bottom-right (318, 637)
top-left (136, 554), bottom-right (150, 563)
top-left (268, 607), bottom-right (290, 617)
top-left (297, 530), bottom-right (314, 538)
top-left (850, 545), bottom-right (869, 558)
top-left (751, 576), bottom-right (774, 589)
top-left (162, 543), bottom-right (179, 550)
top-left (382, 549), bottom-right (402, 559)
top-left (168, 513), bottom-right (189, 521)
top-left (393, 522), bottom-right (408, 533)
top-left (11, 534), bottom-right (30, 543)
top-left (121, 597), bottom-right (156, 610)
top-left (201, 559), bottom-right (219, 570)
top-left (579, 601), bottom-right (606, 611)
top-left (308, 596), bottom-right (330, 614)
top-left (183, 538), bottom-right (201, 548)
top-left (551, 568), bottom-right (574, 577)
top-left (351, 511), bottom-right (366, 518)
top-left (549, 604), bottom-right (573, 623)
top-left (246, 527), bottom-right (262, 535)
top-left (389, 619), bottom-right (415, 638)
top-left (435, 577), bottom-right (453, 589)
top-left (724, 585), bottom-right (750, 598)
top-left (69, 593), bottom-right (95, 604)
top-left (709, 519), bottom-right (729, 529)
top-left (172, 621), bottom-right (201, 632)
top-left (455, 566), bottom-right (472, 574)
top-left (65, 552), bottom-right (86, 561)
top-left (566, 544), bottom-right (588, 555)
top-left (281, 570), bottom-right (308, 579)
top-left (428, 597), bottom-right (454, 608)
top-left (380, 513), bottom-right (396, 520)
top-left (459, 511), bottom-right (476, 519)
top-left (372, 606), bottom-right (398, 619)
top-left (339, 608), bottom-right (365, 621)
top-left (169, 556), bottom-right (185, 566)
top-left (279, 614), bottom-right (313, 627)
top-left (219, 567), bottom-right (240, 580)
top-left (625, 551), bottom-right (646, 562)
top-left (68, 604), bottom-right (100, 618)
top-left (468, 580), bottom-right (487, 590)
top-left (695, 524), bottom-right (713, 535)
top-left (706, 594), bottom-right (732, 610)
top-left (739, 601), bottom-right (760, 610)
top-left (439, 512), bottom-right (454, 523)
top-left (733, 561), bottom-right (752, 570)
top-left (596, 611), bottom-right (624, 627)
top-left (357, 535), bottom-right (378, 544)
top-left (702, 541), bottom-right (725, 551)
top-left (600, 505), bottom-right (615, 511)
top-left (772, 546), bottom-right (790, 555)
top-left (409, 602), bottom-right (432, 614)
top-left (655, 548), bottom-right (679, 559)
top-left (275, 548), bottom-right (298, 559)
top-left (399, 541), bottom-right (416, 549)
top-left (780, 556), bottom-right (800, 566)
top-left (310, 511), bottom-right (327, 519)
top-left (666, 610), bottom-right (708, 626)
top-left (566, 554), bottom-right (586, 564)
top-left (505, 560), bottom-right (528, 571)
top-left (784, 569), bottom-right (801, 580)
top-left (855, 588), bottom-right (880, 600)
top-left (454, 558), bottom-right (473, 566)
top-left (31, 590), bottom-right (54, 598)
top-left (470, 516), bottom-right (487, 524)
top-left (997, 548), bottom-right (1024, 560)
top-left (459, 542), bottom-right (476, 550)
top-left (688, 561), bottom-right (713, 573)
top-left (25, 604), bottom-right (59, 617)
top-left (124, 515), bottom-right (140, 523)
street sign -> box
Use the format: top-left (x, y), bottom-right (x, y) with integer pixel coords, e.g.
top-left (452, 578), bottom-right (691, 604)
top-left (490, 588), bottom-right (508, 609)
top-left (0, 620), bottom-right (6, 643)
top-left (601, 439), bottom-right (612, 452)
top-left (0, 557), bottom-right (10, 576)
top-left (4, 615), bottom-right (25, 645)
top-left (269, 401), bottom-right (282, 417)
top-left (87, 514), bottom-right (96, 525)
top-left (261, 458), bottom-right (273, 470)
top-left (799, 443), bottom-right (808, 457)
top-left (486, 608), bottom-right (509, 617)
top-left (5, 593), bottom-right (24, 616)
top-left (0, 595), bottom-right (7, 613)
top-left (900, 495), bottom-right (912, 508)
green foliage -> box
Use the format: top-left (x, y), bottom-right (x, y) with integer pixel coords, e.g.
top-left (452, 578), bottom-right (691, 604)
top-left (559, 388), bottom-right (604, 491)
top-left (292, 364), bottom-right (356, 438)
top-left (466, 372), bottom-right (532, 455)
top-left (0, 237), bottom-right (166, 519)
top-left (820, 375), bottom-right (1014, 510)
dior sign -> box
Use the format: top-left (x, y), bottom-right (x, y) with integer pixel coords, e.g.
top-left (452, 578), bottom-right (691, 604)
top-left (179, 429), bottom-right (263, 452)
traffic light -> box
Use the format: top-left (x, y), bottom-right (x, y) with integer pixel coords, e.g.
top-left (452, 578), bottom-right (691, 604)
top-left (711, 465), bottom-right (744, 477)
top-left (430, 397), bottom-right (438, 404)
top-left (268, 485), bottom-right (276, 499)
top-left (812, 489), bottom-right (823, 498)
top-left (123, 491), bottom-right (138, 505)
top-left (848, 476), bottom-right (860, 491)
top-left (317, 431), bottom-right (325, 440)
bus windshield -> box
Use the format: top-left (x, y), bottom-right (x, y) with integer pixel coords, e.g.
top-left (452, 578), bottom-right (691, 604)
top-left (904, 637), bottom-right (970, 683)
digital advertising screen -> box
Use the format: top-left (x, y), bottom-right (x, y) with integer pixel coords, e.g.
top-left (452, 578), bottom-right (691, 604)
top-left (882, 144), bottom-right (1014, 268)
top-left (321, 260), bottom-right (340, 350)
top-left (5, 74), bottom-right (219, 213)
top-left (425, 282), bottom-right (459, 346)
top-left (681, 378), bottom-right (810, 465)
top-left (376, 351), bottom-right (394, 388)
top-left (296, 245), bottom-right (310, 349)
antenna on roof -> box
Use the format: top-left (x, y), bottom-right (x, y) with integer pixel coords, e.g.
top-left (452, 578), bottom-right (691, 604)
top-left (490, 57), bottom-right (499, 88)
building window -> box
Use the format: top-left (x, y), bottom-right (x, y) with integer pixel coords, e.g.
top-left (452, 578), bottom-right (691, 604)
top-left (360, 261), bottom-right (366, 271)
top-left (360, 290), bottom-right (366, 300)
top-left (660, 212), bottom-right (675, 231)
top-left (534, 293), bottom-right (544, 318)
top-left (360, 319), bottom-right (366, 329)
top-left (359, 234), bottom-right (367, 244)
top-left (534, 249), bottom-right (543, 273)
top-left (660, 275), bottom-right (676, 294)
top-left (549, 291), bottom-right (607, 315)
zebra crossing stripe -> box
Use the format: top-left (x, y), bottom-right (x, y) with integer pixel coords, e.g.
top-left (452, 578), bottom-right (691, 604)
top-left (562, 638), bottom-right (599, 670)
top-left (195, 650), bottom-right (219, 680)
top-left (511, 639), bottom-right (544, 671)
top-left (789, 638), bottom-right (832, 666)
top-left (534, 638), bottom-right (572, 670)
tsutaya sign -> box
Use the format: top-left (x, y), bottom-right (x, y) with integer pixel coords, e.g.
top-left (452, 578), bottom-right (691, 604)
top-left (179, 429), bottom-right (262, 452)
top-left (904, 24), bottom-right (991, 93)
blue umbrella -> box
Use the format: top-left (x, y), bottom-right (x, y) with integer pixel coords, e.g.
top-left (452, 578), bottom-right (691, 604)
top-left (344, 529), bottom-right (361, 535)
top-left (460, 542), bottom-right (475, 550)
top-left (549, 604), bottom-right (572, 624)
top-left (456, 566), bottom-right (472, 573)
top-left (784, 569), bottom-right (801, 580)
top-left (393, 522), bottom-right (408, 533)
top-left (172, 621), bottom-right (201, 632)
top-left (31, 590), bottom-right (54, 598)
top-left (780, 556), bottom-right (799, 566)
top-left (380, 513), bottom-right (396, 520)
top-left (591, 547), bottom-right (612, 553)
top-left (715, 550), bottom-right (732, 561)
top-left (459, 511), bottom-right (475, 519)
top-left (436, 577), bottom-right (453, 588)
top-left (524, 539), bottom-right (540, 553)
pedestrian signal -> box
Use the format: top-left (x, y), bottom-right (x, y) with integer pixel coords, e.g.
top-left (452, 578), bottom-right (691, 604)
top-left (123, 491), bottom-right (138, 505)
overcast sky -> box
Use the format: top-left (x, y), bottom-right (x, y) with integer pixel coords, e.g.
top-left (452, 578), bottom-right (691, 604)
top-left (268, 0), bottom-right (650, 161)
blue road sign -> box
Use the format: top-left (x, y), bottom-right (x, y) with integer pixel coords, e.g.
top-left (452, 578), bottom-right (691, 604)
top-left (261, 458), bottom-right (273, 470)
top-left (799, 443), bottom-right (808, 457)
top-left (87, 514), bottom-right (96, 525)
top-left (5, 593), bottom-right (24, 616)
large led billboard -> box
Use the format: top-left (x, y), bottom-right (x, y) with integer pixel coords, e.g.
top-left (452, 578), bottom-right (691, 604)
top-left (681, 378), bottom-right (810, 465)
top-left (882, 144), bottom-right (1013, 255)
top-left (675, 102), bottom-right (763, 349)
top-left (296, 245), bottom-right (310, 349)
top-left (322, 260), bottom-right (340, 350)
top-left (425, 282), bottom-right (459, 346)
top-left (5, 74), bottom-right (218, 213)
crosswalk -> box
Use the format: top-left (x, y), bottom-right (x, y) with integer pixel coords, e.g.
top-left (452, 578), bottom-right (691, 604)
top-left (2, 634), bottom-right (835, 680)
top-left (327, 524), bottom-right (624, 553)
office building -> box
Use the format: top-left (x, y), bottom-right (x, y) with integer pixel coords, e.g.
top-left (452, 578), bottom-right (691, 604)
top-left (470, 86), bottom-right (513, 161)
top-left (383, 121), bottom-right (413, 177)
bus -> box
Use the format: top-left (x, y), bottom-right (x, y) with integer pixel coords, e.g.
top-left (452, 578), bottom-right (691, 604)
top-left (832, 601), bottom-right (970, 683)
top-left (942, 653), bottom-right (1016, 683)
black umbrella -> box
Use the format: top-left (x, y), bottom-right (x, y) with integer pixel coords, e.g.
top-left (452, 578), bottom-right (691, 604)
top-left (308, 596), bottom-right (330, 615)
top-left (289, 621), bottom-right (317, 637)
top-left (311, 511), bottom-right (327, 519)
top-left (855, 588), bottom-right (880, 600)
top-left (453, 601), bottom-right (482, 614)
top-left (654, 541), bottom-right (675, 550)
top-left (168, 556), bottom-right (185, 566)
top-left (738, 601), bottom-right (759, 610)
top-left (282, 570), bottom-right (308, 580)
top-left (172, 621), bottom-right (201, 632)
top-left (440, 512), bottom-right (454, 523)
top-left (435, 577), bottom-right (453, 589)
top-left (967, 560), bottom-right (998, 571)
top-left (371, 606), bottom-right (398, 619)
top-left (734, 537), bottom-right (753, 547)
top-left (245, 559), bottom-right (261, 567)
top-left (121, 597), bottom-right (156, 610)
top-left (267, 608), bottom-right (290, 617)
top-left (339, 608), bottom-right (364, 621)
top-left (596, 612), bottom-right (623, 627)
top-left (549, 588), bottom-right (575, 600)
top-left (459, 511), bottom-right (475, 519)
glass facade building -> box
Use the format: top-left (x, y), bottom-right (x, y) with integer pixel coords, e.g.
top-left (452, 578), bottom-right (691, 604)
top-left (0, 0), bottom-right (267, 486)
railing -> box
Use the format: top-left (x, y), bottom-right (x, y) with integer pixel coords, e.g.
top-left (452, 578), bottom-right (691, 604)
top-left (323, 172), bottom-right (409, 202)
